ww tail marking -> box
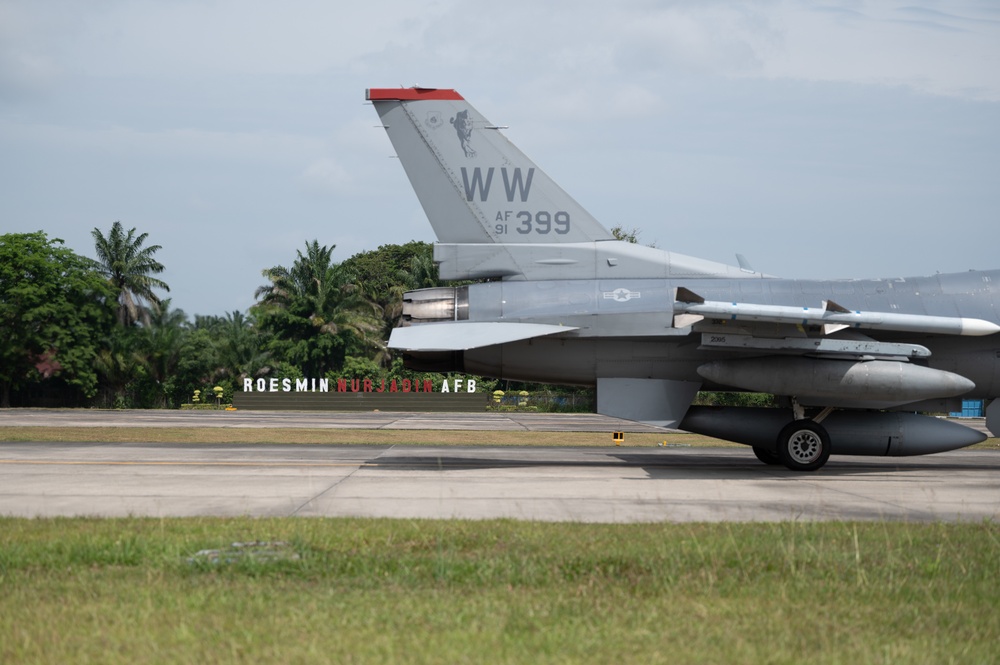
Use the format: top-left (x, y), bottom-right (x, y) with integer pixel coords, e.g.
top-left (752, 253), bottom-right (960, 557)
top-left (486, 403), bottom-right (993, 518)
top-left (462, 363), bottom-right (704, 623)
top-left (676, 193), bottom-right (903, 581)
top-left (460, 167), bottom-right (535, 203)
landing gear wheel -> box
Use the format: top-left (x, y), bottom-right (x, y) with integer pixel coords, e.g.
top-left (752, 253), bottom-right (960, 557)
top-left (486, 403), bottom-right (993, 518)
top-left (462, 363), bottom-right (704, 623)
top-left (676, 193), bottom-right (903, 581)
top-left (752, 446), bottom-right (782, 465)
top-left (777, 421), bottom-right (831, 472)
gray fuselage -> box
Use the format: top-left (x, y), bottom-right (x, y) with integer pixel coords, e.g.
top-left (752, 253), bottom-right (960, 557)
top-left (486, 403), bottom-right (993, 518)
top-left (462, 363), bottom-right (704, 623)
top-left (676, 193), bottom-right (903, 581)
top-left (427, 269), bottom-right (1000, 398)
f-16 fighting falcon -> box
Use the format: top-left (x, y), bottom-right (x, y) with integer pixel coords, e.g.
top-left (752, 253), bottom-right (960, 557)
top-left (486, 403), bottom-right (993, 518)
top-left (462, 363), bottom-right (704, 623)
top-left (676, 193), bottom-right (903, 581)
top-left (367, 87), bottom-right (1000, 471)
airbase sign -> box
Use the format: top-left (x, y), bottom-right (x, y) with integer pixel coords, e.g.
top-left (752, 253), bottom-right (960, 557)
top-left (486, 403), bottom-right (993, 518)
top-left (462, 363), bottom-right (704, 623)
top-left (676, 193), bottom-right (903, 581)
top-left (241, 377), bottom-right (477, 394)
top-left (233, 376), bottom-right (485, 412)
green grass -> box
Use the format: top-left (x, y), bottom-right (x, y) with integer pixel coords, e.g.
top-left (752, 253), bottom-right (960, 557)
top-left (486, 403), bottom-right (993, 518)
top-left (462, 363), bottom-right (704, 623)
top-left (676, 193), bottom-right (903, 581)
top-left (2, 426), bottom-right (996, 449)
top-left (0, 426), bottom-right (736, 447)
top-left (2, 518), bottom-right (998, 664)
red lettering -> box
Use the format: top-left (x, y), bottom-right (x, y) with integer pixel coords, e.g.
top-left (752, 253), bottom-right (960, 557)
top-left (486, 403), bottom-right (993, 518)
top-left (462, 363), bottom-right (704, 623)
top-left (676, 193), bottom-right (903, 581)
top-left (337, 379), bottom-right (347, 392)
top-left (423, 379), bottom-right (433, 393)
top-left (389, 380), bottom-right (398, 393)
top-left (363, 379), bottom-right (373, 392)
top-left (402, 379), bottom-right (411, 392)
top-left (351, 379), bottom-right (360, 392)
top-left (376, 379), bottom-right (385, 393)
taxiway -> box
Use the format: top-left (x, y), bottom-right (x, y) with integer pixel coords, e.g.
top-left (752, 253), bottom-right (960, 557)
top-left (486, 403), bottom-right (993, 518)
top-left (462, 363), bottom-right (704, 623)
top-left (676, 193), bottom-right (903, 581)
top-left (1, 409), bottom-right (997, 522)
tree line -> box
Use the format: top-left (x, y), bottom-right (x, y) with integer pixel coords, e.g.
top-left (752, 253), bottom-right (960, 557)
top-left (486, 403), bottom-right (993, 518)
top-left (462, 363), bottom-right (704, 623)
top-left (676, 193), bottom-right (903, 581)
top-left (2, 223), bottom-right (769, 411)
top-left (0, 223), bottom-right (462, 409)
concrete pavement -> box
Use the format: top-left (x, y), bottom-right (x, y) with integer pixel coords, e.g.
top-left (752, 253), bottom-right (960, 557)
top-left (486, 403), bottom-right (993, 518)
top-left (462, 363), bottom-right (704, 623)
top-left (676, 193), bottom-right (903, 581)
top-left (1, 440), bottom-right (997, 522)
top-left (0, 408), bottom-right (667, 432)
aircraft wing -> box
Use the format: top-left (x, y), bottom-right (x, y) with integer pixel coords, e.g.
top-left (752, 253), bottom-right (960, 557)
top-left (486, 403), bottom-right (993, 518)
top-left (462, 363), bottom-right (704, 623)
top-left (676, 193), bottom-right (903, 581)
top-left (388, 321), bottom-right (578, 352)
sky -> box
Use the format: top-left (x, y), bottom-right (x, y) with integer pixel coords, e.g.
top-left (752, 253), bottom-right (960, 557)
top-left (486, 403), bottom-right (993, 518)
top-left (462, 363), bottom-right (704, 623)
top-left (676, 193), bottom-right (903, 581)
top-left (1, 0), bottom-right (998, 318)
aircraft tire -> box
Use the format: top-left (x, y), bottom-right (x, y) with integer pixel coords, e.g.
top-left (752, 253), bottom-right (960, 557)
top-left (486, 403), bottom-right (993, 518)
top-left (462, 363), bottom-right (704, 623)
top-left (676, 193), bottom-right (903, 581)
top-left (776, 421), bottom-right (831, 472)
top-left (752, 446), bottom-right (782, 465)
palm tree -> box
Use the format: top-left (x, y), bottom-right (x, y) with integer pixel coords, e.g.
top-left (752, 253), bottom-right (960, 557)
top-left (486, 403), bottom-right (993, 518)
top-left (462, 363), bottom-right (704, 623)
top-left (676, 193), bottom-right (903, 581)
top-left (140, 299), bottom-right (189, 407)
top-left (254, 240), bottom-right (384, 374)
top-left (215, 310), bottom-right (271, 383)
top-left (93, 326), bottom-right (144, 408)
top-left (404, 249), bottom-right (440, 291)
top-left (91, 221), bottom-right (170, 326)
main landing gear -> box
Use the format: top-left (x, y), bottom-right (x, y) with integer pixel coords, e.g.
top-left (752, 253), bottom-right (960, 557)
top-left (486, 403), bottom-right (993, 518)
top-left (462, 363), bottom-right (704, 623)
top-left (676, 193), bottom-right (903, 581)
top-left (775, 420), bottom-right (831, 471)
top-left (761, 403), bottom-right (834, 472)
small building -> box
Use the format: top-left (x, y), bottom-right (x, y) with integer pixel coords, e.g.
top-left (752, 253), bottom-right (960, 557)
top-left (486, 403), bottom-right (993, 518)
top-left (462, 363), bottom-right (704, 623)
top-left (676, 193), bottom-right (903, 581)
top-left (950, 400), bottom-right (985, 418)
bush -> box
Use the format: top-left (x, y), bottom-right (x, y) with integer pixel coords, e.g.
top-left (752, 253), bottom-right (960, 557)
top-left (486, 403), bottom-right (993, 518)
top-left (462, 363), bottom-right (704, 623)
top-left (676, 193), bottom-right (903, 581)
top-left (694, 391), bottom-right (777, 408)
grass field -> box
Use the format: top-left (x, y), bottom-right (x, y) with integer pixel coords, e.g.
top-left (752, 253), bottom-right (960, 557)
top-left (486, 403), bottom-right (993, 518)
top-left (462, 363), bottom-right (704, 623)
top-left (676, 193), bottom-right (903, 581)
top-left (2, 518), bottom-right (998, 664)
top-left (0, 426), bottom-right (738, 447)
top-left (2, 423), bottom-right (998, 663)
top-left (1, 425), bottom-right (997, 449)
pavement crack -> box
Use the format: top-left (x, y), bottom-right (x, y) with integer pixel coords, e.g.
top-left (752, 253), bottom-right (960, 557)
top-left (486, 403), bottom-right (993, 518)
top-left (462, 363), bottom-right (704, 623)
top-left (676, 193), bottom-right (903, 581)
top-left (287, 445), bottom-right (393, 516)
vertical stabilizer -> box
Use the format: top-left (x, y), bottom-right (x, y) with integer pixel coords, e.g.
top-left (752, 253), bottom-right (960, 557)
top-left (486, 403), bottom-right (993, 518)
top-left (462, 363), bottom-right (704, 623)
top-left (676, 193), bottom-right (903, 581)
top-left (367, 87), bottom-right (613, 245)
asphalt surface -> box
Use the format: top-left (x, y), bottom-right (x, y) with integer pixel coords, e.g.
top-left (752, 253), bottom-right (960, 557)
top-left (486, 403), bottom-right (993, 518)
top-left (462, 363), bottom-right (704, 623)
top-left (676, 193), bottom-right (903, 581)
top-left (1, 409), bottom-right (997, 522)
top-left (0, 408), bottom-right (668, 431)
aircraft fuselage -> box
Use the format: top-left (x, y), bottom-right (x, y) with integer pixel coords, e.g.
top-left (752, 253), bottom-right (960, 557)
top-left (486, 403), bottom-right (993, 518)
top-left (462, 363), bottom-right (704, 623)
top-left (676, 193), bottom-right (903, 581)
top-left (369, 85), bottom-right (999, 470)
top-left (404, 268), bottom-right (1000, 401)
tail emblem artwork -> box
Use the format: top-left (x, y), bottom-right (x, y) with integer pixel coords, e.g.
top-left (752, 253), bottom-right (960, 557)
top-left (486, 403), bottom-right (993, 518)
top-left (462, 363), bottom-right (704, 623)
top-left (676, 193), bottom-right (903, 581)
top-left (450, 109), bottom-right (476, 157)
top-left (425, 112), bottom-right (444, 130)
top-left (366, 86), bottom-right (1000, 471)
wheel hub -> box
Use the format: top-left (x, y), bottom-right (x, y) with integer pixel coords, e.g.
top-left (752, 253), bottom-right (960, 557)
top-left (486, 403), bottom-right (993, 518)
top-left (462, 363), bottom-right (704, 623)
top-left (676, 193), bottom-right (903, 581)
top-left (788, 430), bottom-right (823, 464)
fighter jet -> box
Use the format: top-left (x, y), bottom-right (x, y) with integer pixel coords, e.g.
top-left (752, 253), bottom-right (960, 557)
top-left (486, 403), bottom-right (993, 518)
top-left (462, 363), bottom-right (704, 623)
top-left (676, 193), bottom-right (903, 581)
top-left (367, 86), bottom-right (1000, 471)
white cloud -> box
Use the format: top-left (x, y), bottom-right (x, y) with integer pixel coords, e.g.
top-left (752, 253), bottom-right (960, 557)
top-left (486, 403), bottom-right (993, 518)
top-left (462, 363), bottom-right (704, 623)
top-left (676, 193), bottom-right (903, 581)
top-left (45, 0), bottom-right (443, 78)
top-left (1, 0), bottom-right (997, 315)
top-left (613, 3), bottom-right (775, 76)
top-left (757, 1), bottom-right (1000, 100)
top-left (0, 1), bottom-right (67, 100)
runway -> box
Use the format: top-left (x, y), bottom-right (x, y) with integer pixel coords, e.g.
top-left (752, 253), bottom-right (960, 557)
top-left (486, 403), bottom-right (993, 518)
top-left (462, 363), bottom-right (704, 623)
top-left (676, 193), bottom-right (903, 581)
top-left (2, 436), bottom-right (998, 522)
top-left (0, 408), bottom-right (667, 432)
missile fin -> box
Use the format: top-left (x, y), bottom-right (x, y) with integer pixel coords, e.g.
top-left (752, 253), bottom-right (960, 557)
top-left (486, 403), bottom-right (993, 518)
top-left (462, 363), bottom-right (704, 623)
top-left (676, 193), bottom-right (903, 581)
top-left (823, 299), bottom-right (853, 314)
top-left (674, 287), bottom-right (704, 304)
top-left (673, 313), bottom-right (704, 329)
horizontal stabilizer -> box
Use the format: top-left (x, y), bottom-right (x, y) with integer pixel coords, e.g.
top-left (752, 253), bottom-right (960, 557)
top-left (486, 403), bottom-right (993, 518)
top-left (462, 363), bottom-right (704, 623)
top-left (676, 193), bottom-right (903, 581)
top-left (388, 321), bottom-right (578, 352)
